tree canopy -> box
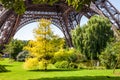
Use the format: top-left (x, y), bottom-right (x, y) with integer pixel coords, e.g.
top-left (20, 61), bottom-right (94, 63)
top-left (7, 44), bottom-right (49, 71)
top-left (100, 41), bottom-right (120, 69)
top-left (0, 0), bottom-right (96, 14)
top-left (71, 15), bottom-right (114, 60)
top-left (3, 39), bottom-right (27, 60)
top-left (24, 19), bottom-right (65, 70)
top-left (0, 0), bottom-right (25, 14)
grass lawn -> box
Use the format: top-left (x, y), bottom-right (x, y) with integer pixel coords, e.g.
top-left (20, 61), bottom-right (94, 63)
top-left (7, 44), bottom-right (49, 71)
top-left (0, 58), bottom-right (120, 80)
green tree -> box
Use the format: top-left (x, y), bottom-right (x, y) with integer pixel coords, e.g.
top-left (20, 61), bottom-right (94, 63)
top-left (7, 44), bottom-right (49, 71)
top-left (100, 42), bottom-right (120, 69)
top-left (0, 0), bottom-right (25, 14)
top-left (49, 35), bottom-right (65, 53)
top-left (3, 39), bottom-right (27, 60)
top-left (24, 19), bottom-right (64, 70)
top-left (66, 0), bottom-right (96, 11)
top-left (72, 15), bottom-right (114, 61)
top-left (0, 0), bottom-right (96, 14)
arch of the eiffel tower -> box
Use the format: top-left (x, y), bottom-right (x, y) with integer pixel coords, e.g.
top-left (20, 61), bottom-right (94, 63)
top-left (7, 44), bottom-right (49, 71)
top-left (0, 0), bottom-right (120, 47)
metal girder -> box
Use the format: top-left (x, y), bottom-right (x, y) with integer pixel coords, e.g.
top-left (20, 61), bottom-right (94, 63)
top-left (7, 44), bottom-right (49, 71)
top-left (94, 0), bottom-right (120, 28)
top-left (0, 11), bottom-right (18, 44)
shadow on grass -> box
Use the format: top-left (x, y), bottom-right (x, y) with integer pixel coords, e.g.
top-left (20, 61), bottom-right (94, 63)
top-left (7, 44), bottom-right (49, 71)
top-left (0, 65), bottom-right (11, 73)
top-left (29, 69), bottom-right (78, 72)
top-left (0, 70), bottom-right (11, 73)
top-left (29, 76), bottom-right (120, 80)
top-left (3, 65), bottom-right (13, 67)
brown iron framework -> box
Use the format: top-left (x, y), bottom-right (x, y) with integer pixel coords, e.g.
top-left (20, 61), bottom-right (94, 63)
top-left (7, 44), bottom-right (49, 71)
top-left (0, 0), bottom-right (120, 47)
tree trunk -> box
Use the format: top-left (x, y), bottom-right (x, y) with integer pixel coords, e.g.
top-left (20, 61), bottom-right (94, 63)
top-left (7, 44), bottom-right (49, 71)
top-left (44, 62), bottom-right (47, 71)
top-left (113, 58), bottom-right (119, 73)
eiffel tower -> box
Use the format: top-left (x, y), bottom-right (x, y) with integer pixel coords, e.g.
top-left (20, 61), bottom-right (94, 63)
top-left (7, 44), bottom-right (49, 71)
top-left (0, 0), bottom-right (120, 47)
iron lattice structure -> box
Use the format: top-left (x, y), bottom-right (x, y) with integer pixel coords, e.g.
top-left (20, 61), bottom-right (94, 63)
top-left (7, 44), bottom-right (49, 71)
top-left (0, 0), bottom-right (120, 47)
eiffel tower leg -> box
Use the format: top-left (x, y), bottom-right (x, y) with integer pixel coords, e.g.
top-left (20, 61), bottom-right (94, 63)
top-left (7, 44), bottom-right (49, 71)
top-left (0, 12), bottom-right (21, 46)
top-left (62, 13), bottom-right (73, 47)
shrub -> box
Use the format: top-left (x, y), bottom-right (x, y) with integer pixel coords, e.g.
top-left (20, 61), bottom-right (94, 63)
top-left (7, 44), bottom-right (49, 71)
top-left (54, 48), bottom-right (81, 63)
top-left (54, 61), bottom-right (69, 68)
top-left (23, 58), bottom-right (39, 70)
top-left (38, 59), bottom-right (49, 70)
top-left (99, 42), bottom-right (120, 69)
top-left (38, 63), bottom-right (56, 70)
top-left (67, 48), bottom-right (78, 62)
top-left (54, 49), bottom-right (68, 61)
top-left (69, 62), bottom-right (78, 69)
top-left (3, 39), bottom-right (28, 60)
top-left (16, 50), bottom-right (29, 62)
top-left (54, 61), bottom-right (61, 68)
top-left (78, 63), bottom-right (87, 69)
top-left (47, 64), bottom-right (56, 69)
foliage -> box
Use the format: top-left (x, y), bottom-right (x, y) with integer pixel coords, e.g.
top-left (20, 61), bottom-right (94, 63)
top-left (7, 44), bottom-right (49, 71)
top-left (54, 48), bottom-right (84, 69)
top-left (33, 0), bottom-right (96, 11)
top-left (24, 19), bottom-right (64, 70)
top-left (24, 19), bottom-right (52, 70)
top-left (66, 0), bottom-right (96, 11)
top-left (54, 48), bottom-right (81, 63)
top-left (0, 0), bottom-right (96, 14)
top-left (16, 50), bottom-right (29, 62)
top-left (68, 49), bottom-right (85, 62)
top-left (100, 42), bottom-right (120, 69)
top-left (69, 62), bottom-right (78, 69)
top-left (54, 61), bottom-right (69, 69)
top-left (33, 0), bottom-right (59, 5)
top-left (54, 48), bottom-right (68, 61)
top-left (49, 36), bottom-right (65, 52)
top-left (38, 59), bottom-right (49, 70)
top-left (0, 0), bottom-right (25, 14)
top-left (24, 58), bottom-right (39, 70)
top-left (3, 39), bottom-right (28, 60)
top-left (71, 15), bottom-right (114, 60)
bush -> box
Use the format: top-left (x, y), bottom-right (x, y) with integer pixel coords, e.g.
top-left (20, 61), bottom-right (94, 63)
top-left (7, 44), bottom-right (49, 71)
top-left (54, 61), bottom-right (69, 68)
top-left (3, 39), bottom-right (28, 60)
top-left (54, 48), bottom-right (81, 63)
top-left (69, 63), bottom-right (78, 69)
top-left (38, 59), bottom-right (49, 70)
top-left (16, 51), bottom-right (29, 62)
top-left (23, 58), bottom-right (39, 70)
top-left (60, 61), bottom-right (69, 68)
top-left (100, 42), bottom-right (120, 69)
top-left (67, 48), bottom-right (78, 62)
top-left (54, 49), bottom-right (68, 61)
top-left (54, 62), bottom-right (61, 68)
top-left (78, 63), bottom-right (87, 69)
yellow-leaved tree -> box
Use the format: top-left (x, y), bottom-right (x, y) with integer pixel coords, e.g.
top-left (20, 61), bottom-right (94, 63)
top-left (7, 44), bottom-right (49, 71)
top-left (23, 19), bottom-right (64, 70)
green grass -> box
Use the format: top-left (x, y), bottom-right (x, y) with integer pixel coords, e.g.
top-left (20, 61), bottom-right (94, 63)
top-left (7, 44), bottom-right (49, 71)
top-left (0, 58), bottom-right (120, 80)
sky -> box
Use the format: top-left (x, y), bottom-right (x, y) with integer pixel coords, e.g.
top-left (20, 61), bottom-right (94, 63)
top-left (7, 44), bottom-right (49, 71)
top-left (14, 23), bottom-right (64, 40)
top-left (14, 0), bottom-right (120, 40)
